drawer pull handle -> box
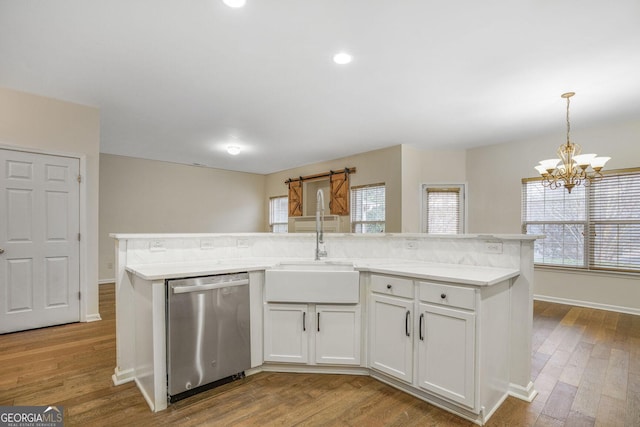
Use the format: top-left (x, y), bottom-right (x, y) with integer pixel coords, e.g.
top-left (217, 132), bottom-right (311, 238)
top-left (440, 293), bottom-right (447, 299)
top-left (387, 284), bottom-right (392, 289)
top-left (405, 310), bottom-right (411, 337)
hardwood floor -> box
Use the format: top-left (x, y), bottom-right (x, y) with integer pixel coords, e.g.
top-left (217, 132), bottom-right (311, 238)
top-left (1, 284), bottom-right (639, 426)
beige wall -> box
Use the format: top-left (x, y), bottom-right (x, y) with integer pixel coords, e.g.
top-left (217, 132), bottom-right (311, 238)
top-left (467, 118), bottom-right (640, 233)
top-left (400, 145), bottom-right (467, 232)
top-left (466, 118), bottom-right (640, 312)
top-left (265, 145), bottom-right (403, 232)
top-left (0, 87), bottom-right (101, 319)
top-left (99, 154), bottom-right (265, 280)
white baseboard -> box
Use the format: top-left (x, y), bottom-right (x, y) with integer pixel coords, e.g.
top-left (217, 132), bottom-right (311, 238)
top-left (86, 313), bottom-right (102, 322)
top-left (99, 278), bottom-right (115, 285)
top-left (112, 367), bottom-right (135, 386)
top-left (508, 381), bottom-right (538, 402)
top-left (534, 294), bottom-right (640, 316)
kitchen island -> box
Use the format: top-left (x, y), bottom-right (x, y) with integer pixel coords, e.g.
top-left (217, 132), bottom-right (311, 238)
top-left (110, 233), bottom-right (538, 425)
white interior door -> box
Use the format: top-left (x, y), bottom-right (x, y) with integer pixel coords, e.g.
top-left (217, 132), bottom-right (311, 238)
top-left (0, 149), bottom-right (80, 333)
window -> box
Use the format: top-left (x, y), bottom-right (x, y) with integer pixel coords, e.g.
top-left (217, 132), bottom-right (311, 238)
top-left (269, 196), bottom-right (288, 233)
top-left (422, 184), bottom-right (465, 234)
top-left (522, 181), bottom-right (586, 266)
top-left (522, 168), bottom-right (640, 273)
top-left (351, 183), bottom-right (385, 233)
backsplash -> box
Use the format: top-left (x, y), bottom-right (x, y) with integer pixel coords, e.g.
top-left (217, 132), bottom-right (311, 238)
top-left (114, 233), bottom-right (533, 269)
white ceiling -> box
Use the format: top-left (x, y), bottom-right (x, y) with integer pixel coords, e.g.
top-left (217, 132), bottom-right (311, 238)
top-left (1, 1), bottom-right (639, 174)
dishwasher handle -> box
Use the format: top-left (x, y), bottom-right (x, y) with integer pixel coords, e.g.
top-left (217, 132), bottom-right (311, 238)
top-left (172, 279), bottom-right (249, 294)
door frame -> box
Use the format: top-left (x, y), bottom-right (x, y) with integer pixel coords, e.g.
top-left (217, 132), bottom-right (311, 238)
top-left (0, 143), bottom-right (91, 322)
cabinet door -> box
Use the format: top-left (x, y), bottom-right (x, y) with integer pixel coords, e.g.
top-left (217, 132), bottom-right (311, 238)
top-left (264, 303), bottom-right (308, 363)
top-left (369, 294), bottom-right (413, 382)
top-left (417, 303), bottom-right (475, 407)
top-left (315, 305), bottom-right (361, 365)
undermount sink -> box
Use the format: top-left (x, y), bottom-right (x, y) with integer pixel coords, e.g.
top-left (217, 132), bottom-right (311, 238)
top-left (265, 260), bottom-right (360, 303)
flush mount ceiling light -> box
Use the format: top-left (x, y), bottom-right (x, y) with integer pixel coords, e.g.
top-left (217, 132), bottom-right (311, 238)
top-left (333, 52), bottom-right (353, 65)
top-left (227, 145), bottom-right (241, 155)
top-left (222, 0), bottom-right (246, 8)
top-left (534, 92), bottom-right (611, 193)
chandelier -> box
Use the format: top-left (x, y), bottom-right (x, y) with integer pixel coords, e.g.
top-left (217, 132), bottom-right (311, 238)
top-left (535, 92), bottom-right (610, 193)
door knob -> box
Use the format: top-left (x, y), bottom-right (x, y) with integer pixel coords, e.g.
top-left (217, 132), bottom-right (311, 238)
top-left (0, 248), bottom-right (4, 254)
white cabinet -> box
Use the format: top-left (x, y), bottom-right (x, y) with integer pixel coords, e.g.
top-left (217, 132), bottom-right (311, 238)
top-left (264, 303), bottom-right (361, 366)
top-left (368, 274), bottom-right (479, 409)
top-left (368, 274), bottom-right (414, 383)
top-left (368, 293), bottom-right (414, 383)
top-left (263, 303), bottom-right (309, 363)
top-left (417, 302), bottom-right (475, 407)
top-left (315, 305), bottom-right (361, 365)
top-left (416, 281), bottom-right (476, 407)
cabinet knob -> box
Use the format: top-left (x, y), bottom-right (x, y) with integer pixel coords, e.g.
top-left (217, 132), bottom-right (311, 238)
top-left (440, 293), bottom-right (447, 299)
top-left (387, 284), bottom-right (392, 289)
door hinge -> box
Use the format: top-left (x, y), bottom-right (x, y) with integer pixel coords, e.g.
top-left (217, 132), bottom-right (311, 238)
top-left (78, 291), bottom-right (81, 300)
top-left (77, 174), bottom-right (82, 183)
top-left (78, 233), bottom-right (81, 241)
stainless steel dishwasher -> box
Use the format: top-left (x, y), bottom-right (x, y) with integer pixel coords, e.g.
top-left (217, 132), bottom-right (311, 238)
top-left (166, 272), bottom-right (250, 403)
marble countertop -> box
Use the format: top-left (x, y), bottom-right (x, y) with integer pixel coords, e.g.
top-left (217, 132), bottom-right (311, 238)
top-left (126, 257), bottom-right (519, 286)
top-left (356, 261), bottom-right (519, 286)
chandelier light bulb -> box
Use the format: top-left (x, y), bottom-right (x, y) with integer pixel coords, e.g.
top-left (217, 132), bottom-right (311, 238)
top-left (573, 153), bottom-right (597, 168)
top-left (591, 156), bottom-right (611, 170)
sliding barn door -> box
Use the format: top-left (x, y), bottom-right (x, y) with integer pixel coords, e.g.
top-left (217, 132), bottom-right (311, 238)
top-left (330, 172), bottom-right (349, 215)
top-left (288, 180), bottom-right (303, 217)
top-left (0, 149), bottom-right (80, 333)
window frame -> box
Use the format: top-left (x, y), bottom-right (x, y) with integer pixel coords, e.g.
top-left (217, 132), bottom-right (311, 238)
top-left (350, 183), bottom-right (386, 233)
top-left (269, 195), bottom-right (288, 233)
top-left (522, 167), bottom-right (640, 274)
top-left (421, 183), bottom-right (466, 234)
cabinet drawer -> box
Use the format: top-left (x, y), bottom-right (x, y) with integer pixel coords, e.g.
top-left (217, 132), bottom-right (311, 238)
top-left (371, 274), bottom-right (413, 299)
top-left (419, 282), bottom-right (476, 310)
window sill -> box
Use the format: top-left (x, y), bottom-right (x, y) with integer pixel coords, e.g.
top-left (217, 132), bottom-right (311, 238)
top-left (534, 264), bottom-right (640, 279)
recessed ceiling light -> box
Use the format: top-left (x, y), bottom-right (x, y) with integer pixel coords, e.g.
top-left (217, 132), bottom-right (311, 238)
top-left (227, 145), bottom-right (241, 155)
top-left (223, 0), bottom-right (246, 8)
top-left (333, 52), bottom-right (353, 65)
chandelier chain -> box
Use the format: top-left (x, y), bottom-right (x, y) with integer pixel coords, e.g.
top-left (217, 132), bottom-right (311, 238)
top-left (566, 95), bottom-right (571, 144)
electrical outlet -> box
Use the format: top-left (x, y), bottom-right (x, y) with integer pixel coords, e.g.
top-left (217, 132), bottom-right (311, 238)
top-left (149, 239), bottom-right (166, 252)
top-left (107, 262), bottom-right (113, 270)
top-left (405, 239), bottom-right (418, 250)
top-left (200, 239), bottom-right (216, 250)
top-left (485, 241), bottom-right (503, 254)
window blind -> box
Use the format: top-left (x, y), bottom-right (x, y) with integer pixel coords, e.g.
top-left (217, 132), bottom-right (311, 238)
top-left (351, 183), bottom-right (385, 233)
top-left (424, 187), bottom-right (462, 234)
top-left (269, 196), bottom-right (288, 233)
top-left (588, 171), bottom-right (640, 271)
top-left (521, 181), bottom-right (586, 266)
top-left (522, 168), bottom-right (640, 272)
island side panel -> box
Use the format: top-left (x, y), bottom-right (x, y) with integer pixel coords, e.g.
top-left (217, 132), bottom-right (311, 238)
top-left (478, 279), bottom-right (511, 421)
top-left (508, 240), bottom-right (537, 401)
top-left (112, 238), bottom-right (136, 385)
top-left (133, 276), bottom-right (168, 412)
top-left (249, 271), bottom-right (264, 368)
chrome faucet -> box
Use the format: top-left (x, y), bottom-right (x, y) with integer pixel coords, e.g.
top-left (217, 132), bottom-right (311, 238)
top-left (315, 189), bottom-right (327, 260)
